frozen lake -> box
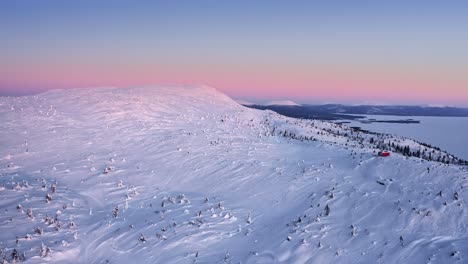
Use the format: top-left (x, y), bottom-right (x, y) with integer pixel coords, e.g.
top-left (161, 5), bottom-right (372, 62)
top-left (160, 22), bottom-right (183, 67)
top-left (339, 115), bottom-right (468, 160)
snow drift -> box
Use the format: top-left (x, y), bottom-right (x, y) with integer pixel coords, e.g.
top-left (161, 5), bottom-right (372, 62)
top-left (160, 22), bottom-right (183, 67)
top-left (0, 85), bottom-right (467, 263)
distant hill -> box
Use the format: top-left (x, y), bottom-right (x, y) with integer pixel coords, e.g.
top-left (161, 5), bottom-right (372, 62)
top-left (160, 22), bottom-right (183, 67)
top-left (265, 100), bottom-right (300, 106)
top-left (246, 104), bottom-right (468, 120)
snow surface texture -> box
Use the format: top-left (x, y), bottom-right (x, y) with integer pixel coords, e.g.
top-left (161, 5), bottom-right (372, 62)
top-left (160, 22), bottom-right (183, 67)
top-left (0, 85), bottom-right (467, 263)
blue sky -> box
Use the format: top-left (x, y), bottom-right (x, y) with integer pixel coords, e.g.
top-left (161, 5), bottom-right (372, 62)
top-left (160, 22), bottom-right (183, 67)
top-left (1, 0), bottom-right (468, 105)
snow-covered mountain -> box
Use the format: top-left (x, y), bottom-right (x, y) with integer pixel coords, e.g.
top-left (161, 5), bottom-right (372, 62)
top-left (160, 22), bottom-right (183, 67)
top-left (266, 100), bottom-right (301, 106)
top-left (0, 86), bottom-right (467, 263)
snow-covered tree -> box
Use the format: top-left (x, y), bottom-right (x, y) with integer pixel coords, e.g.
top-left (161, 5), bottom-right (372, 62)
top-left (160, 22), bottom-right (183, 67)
top-left (139, 233), bottom-right (146, 243)
top-left (113, 206), bottom-right (119, 218)
top-left (40, 243), bottom-right (51, 258)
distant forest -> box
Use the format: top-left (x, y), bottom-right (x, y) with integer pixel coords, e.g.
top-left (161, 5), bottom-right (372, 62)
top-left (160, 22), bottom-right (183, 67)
top-left (245, 104), bottom-right (468, 121)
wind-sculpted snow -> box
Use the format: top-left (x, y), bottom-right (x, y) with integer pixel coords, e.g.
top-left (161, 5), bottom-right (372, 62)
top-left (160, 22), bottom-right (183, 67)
top-left (0, 86), bottom-right (467, 263)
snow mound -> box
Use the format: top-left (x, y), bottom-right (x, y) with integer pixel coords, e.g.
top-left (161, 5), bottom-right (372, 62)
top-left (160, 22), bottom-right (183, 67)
top-left (0, 86), bottom-right (467, 263)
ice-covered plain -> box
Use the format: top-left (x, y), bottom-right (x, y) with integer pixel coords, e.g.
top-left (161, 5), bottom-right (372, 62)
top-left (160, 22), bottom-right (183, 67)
top-left (0, 86), bottom-right (467, 263)
top-left (337, 115), bottom-right (468, 161)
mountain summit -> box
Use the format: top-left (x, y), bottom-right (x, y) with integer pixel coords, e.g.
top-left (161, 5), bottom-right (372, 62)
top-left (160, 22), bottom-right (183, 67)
top-left (0, 86), bottom-right (466, 263)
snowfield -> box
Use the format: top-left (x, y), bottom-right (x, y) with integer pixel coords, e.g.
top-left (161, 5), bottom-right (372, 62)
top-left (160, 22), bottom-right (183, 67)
top-left (0, 85), bottom-right (467, 263)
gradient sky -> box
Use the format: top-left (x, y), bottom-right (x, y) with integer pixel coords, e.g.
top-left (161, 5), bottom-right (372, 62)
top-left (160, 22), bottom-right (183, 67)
top-left (1, 0), bottom-right (468, 105)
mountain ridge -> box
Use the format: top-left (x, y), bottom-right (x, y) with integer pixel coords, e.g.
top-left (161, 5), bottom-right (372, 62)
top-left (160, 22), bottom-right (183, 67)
top-left (0, 86), bottom-right (466, 263)
top-left (247, 103), bottom-right (468, 119)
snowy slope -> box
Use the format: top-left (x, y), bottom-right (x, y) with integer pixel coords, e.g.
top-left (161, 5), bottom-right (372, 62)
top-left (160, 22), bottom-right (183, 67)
top-left (0, 86), bottom-right (467, 263)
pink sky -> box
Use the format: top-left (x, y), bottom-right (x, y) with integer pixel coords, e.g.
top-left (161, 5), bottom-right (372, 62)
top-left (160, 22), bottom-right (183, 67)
top-left (2, 1), bottom-right (468, 105)
top-left (2, 62), bottom-right (467, 105)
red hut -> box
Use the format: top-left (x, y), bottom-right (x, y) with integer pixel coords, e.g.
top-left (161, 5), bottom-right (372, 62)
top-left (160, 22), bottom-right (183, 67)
top-left (379, 151), bottom-right (391, 157)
